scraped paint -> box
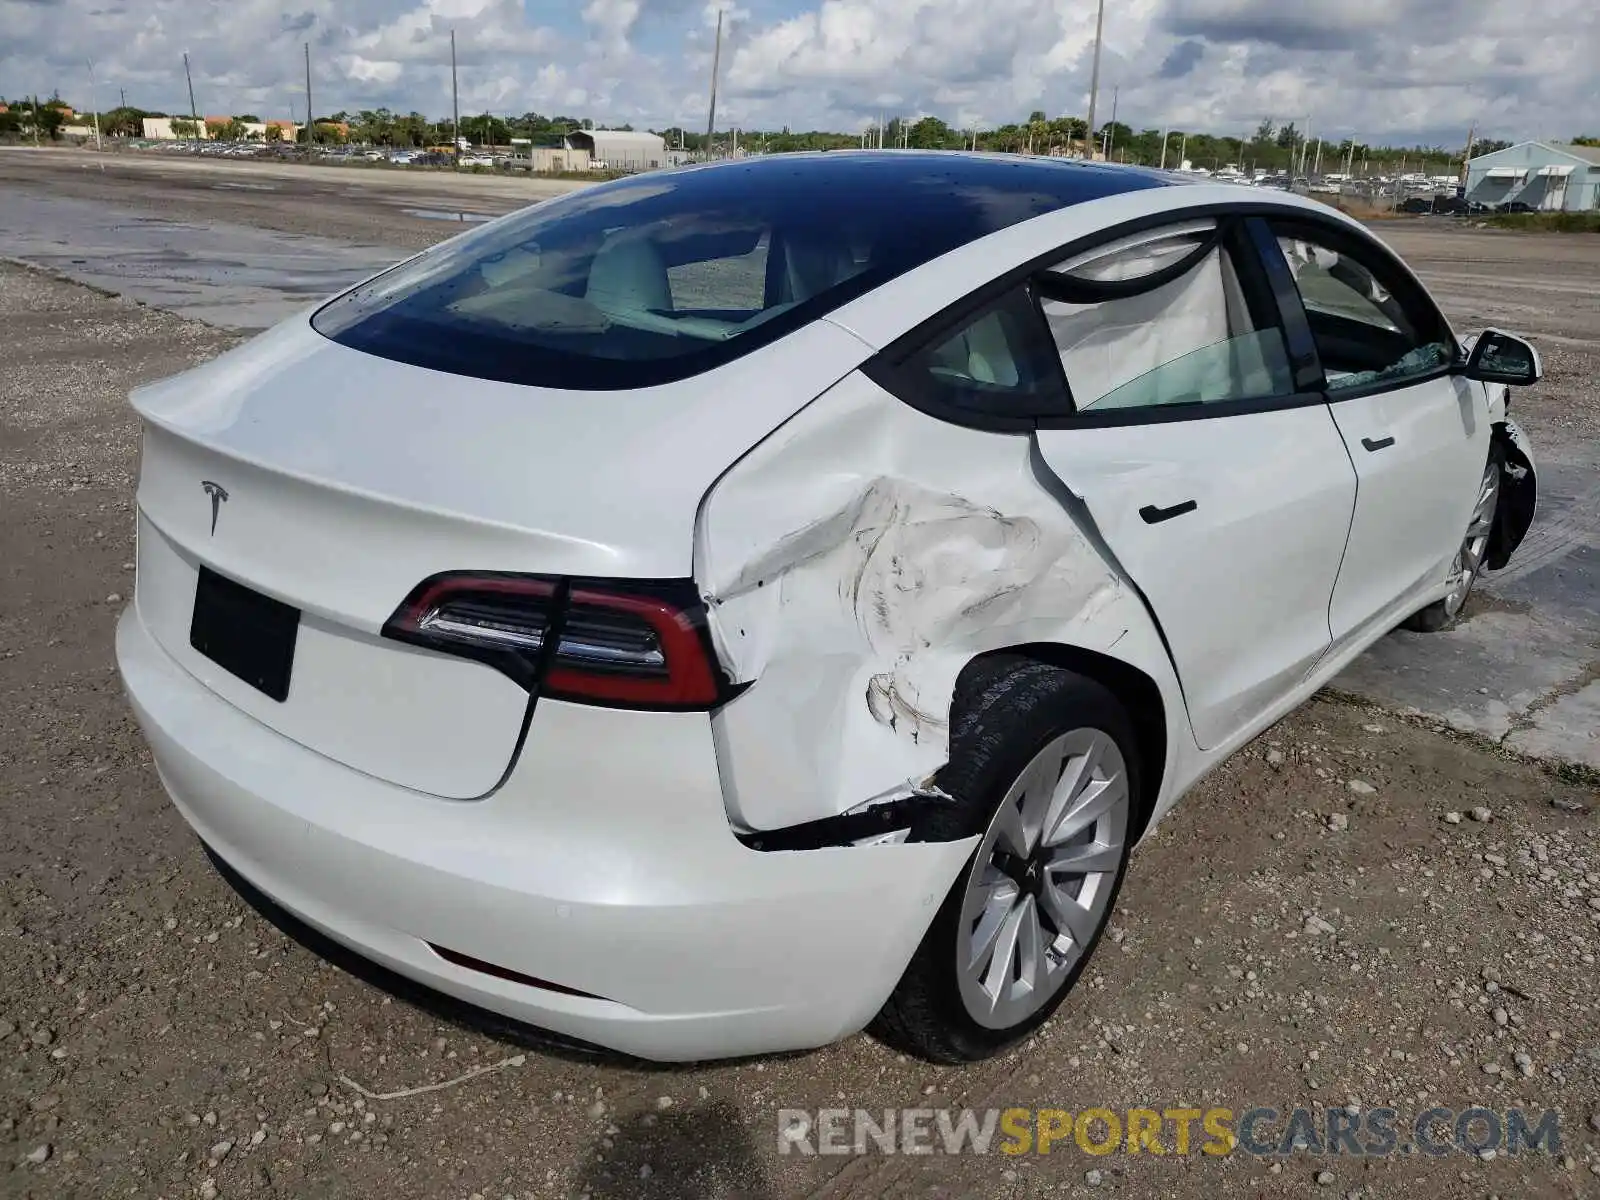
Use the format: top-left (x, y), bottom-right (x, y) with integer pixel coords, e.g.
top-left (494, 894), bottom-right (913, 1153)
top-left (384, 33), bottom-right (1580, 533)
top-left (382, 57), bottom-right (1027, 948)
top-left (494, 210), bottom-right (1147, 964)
top-left (697, 370), bottom-right (1145, 834)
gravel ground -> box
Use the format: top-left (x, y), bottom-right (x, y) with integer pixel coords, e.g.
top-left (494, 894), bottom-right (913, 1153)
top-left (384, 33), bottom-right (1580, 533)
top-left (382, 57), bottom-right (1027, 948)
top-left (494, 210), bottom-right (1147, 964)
top-left (1, 261), bottom-right (1597, 1199)
top-left (2, 158), bottom-right (1599, 1198)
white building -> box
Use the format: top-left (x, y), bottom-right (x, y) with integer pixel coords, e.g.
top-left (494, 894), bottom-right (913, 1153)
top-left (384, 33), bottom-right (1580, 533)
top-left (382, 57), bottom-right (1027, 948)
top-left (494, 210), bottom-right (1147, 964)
top-left (563, 129), bottom-right (668, 172)
top-left (1465, 141), bottom-right (1600, 212)
top-left (140, 116), bottom-right (300, 142)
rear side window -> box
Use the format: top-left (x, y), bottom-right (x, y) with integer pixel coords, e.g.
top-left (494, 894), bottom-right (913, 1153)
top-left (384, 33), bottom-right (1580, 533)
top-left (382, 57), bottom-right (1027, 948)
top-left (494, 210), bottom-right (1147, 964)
top-left (901, 289), bottom-right (1067, 419)
top-left (1036, 222), bottom-right (1294, 413)
top-left (312, 157), bottom-right (1157, 390)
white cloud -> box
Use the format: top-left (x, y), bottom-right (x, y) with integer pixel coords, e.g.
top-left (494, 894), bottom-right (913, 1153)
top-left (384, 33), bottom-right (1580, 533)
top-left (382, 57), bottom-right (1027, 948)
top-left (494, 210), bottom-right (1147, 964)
top-left (0, 0), bottom-right (1594, 143)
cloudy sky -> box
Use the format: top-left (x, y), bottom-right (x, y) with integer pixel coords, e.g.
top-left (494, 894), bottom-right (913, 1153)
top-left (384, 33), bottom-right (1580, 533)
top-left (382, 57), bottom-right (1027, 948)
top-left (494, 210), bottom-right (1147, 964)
top-left (3, 0), bottom-right (1596, 146)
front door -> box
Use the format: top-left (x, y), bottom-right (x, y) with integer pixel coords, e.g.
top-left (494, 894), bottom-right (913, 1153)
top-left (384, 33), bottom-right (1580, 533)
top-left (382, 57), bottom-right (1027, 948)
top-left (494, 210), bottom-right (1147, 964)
top-left (1260, 219), bottom-right (1490, 640)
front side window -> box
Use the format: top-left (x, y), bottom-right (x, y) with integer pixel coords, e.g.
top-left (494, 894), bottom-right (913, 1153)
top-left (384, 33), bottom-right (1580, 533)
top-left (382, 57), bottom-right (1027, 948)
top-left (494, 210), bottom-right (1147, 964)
top-left (1037, 221), bottom-right (1294, 413)
top-left (1270, 227), bottom-right (1454, 393)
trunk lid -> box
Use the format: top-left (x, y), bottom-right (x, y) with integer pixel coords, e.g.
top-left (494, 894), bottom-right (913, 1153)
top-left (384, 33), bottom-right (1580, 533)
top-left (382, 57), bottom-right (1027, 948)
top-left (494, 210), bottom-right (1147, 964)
top-left (131, 314), bottom-right (869, 798)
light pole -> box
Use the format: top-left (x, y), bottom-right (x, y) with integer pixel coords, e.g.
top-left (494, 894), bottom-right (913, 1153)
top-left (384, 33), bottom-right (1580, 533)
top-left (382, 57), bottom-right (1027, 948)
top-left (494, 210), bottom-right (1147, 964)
top-left (87, 60), bottom-right (102, 150)
top-left (450, 28), bottom-right (460, 165)
top-left (705, 9), bottom-right (723, 158)
top-left (1085, 0), bottom-right (1106, 160)
top-left (305, 42), bottom-right (315, 150)
top-left (182, 51), bottom-right (199, 146)
top-left (1103, 84), bottom-right (1119, 160)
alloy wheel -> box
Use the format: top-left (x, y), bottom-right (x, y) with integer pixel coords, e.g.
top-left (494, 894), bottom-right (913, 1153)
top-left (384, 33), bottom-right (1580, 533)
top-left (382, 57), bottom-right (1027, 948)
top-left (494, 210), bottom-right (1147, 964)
top-left (957, 728), bottom-right (1130, 1031)
top-left (1442, 460), bottom-right (1502, 619)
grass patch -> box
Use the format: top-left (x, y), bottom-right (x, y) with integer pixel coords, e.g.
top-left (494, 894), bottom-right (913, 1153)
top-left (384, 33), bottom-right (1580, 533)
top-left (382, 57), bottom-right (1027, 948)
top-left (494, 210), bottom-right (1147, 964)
top-left (1486, 211), bottom-right (1600, 233)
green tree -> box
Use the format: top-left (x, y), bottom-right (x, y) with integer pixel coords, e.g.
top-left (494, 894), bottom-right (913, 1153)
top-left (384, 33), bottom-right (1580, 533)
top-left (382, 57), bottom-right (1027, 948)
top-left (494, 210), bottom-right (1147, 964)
top-left (264, 123), bottom-right (284, 144)
top-left (907, 115), bottom-right (956, 149)
top-left (170, 117), bottom-right (198, 139)
top-left (101, 106), bottom-right (150, 137)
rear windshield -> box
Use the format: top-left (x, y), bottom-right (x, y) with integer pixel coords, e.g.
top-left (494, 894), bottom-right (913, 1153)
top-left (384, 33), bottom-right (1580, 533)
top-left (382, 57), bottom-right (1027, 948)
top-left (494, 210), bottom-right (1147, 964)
top-left (311, 154), bottom-right (1167, 390)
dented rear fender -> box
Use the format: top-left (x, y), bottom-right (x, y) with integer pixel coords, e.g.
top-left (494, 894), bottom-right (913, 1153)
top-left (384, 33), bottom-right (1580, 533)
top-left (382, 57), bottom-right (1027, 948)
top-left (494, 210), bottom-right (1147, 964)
top-left (694, 371), bottom-right (1186, 835)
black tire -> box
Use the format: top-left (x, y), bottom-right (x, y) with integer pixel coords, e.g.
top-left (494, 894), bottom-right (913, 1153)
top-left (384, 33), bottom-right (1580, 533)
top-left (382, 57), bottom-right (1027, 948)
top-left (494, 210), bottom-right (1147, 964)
top-left (871, 656), bottom-right (1142, 1064)
top-left (1402, 442), bottom-right (1506, 633)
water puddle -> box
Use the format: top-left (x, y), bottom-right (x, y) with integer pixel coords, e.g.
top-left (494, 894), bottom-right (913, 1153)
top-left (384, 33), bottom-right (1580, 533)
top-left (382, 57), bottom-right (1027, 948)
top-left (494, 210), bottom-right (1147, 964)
top-left (402, 208), bottom-right (493, 224)
top-left (0, 191), bottom-right (403, 330)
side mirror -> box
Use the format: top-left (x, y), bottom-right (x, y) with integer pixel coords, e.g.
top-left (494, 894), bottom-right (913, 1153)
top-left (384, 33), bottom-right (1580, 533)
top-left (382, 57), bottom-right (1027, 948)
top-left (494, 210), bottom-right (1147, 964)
top-left (1463, 329), bottom-right (1543, 386)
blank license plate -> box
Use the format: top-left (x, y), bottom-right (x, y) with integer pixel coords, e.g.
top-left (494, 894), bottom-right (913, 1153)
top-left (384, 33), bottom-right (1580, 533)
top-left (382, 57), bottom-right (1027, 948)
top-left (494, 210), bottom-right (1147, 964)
top-left (189, 566), bottom-right (300, 702)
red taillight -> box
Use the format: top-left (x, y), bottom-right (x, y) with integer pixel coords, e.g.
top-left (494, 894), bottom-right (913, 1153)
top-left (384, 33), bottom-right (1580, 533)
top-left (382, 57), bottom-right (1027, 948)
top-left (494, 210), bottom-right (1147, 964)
top-left (382, 573), bottom-right (727, 710)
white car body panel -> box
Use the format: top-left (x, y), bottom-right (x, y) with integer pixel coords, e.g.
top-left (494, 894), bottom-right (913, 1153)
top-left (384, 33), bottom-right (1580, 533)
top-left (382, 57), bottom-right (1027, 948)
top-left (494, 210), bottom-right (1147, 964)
top-left (130, 310), bottom-right (875, 588)
top-left (118, 607), bottom-right (975, 1061)
top-left (1324, 374), bottom-right (1490, 640)
top-left (698, 371), bottom-right (1184, 832)
top-left (127, 310), bottom-right (872, 796)
top-left (1033, 406), bottom-right (1357, 750)
top-left (135, 510), bottom-right (528, 798)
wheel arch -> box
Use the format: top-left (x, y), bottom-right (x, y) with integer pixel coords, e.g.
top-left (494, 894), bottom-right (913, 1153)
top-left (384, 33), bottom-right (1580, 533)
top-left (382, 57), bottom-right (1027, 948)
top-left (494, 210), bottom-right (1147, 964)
top-left (955, 642), bottom-right (1170, 840)
top-left (1486, 419), bottom-right (1538, 571)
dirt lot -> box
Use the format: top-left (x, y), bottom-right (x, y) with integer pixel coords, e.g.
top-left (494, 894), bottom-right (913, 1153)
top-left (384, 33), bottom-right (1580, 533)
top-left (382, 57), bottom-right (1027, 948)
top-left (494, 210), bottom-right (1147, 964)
top-left (0, 147), bottom-right (580, 251)
top-left (2, 153), bottom-right (1599, 1199)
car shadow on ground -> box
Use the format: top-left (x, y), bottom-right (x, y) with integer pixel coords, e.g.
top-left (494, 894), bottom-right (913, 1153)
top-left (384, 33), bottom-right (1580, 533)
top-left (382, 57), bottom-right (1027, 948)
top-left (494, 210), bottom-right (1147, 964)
top-left (571, 1099), bottom-right (778, 1199)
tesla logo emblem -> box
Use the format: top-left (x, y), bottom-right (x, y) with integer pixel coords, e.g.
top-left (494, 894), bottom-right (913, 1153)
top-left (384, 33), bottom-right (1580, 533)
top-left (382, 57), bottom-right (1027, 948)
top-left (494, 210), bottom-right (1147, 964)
top-left (201, 480), bottom-right (229, 535)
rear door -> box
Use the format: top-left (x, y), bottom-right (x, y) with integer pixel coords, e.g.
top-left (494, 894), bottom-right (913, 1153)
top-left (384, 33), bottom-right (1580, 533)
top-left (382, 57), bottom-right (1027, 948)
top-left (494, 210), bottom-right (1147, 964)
top-left (1025, 217), bottom-right (1359, 749)
top-left (1257, 218), bottom-right (1490, 639)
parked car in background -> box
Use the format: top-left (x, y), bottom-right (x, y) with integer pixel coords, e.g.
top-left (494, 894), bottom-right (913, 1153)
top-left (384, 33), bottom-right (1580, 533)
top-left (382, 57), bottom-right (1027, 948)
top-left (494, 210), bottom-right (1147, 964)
top-left (117, 154), bottom-right (1542, 1065)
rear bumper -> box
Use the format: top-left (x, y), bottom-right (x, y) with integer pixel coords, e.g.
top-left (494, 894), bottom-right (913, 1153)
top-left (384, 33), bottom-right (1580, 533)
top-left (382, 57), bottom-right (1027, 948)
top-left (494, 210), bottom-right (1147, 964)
top-left (116, 605), bottom-right (974, 1062)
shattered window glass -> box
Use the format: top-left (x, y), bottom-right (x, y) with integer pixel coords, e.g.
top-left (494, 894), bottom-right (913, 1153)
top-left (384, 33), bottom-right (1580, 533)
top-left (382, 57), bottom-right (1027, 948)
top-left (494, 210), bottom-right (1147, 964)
top-left (1272, 231), bottom-right (1454, 393)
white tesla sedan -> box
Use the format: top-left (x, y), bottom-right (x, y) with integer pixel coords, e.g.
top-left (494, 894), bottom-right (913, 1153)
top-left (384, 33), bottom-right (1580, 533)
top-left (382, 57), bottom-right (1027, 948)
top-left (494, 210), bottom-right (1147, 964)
top-left (117, 153), bottom-right (1541, 1064)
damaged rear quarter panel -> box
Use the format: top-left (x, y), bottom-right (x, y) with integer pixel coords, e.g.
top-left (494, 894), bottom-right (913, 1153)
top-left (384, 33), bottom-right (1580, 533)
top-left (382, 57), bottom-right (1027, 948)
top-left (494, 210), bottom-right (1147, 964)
top-left (696, 370), bottom-right (1181, 833)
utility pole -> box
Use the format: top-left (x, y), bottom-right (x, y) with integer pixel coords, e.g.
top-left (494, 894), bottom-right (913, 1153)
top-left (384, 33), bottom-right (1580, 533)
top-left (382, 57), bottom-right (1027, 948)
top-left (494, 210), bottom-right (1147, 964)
top-left (1178, 132), bottom-right (1187, 167)
top-left (119, 86), bottom-right (126, 109)
top-left (304, 42), bottom-right (314, 149)
top-left (1103, 85), bottom-right (1119, 159)
top-left (1159, 128), bottom-right (1169, 170)
top-left (1086, 0), bottom-right (1106, 160)
top-left (450, 29), bottom-right (460, 165)
top-left (1460, 122), bottom-right (1476, 185)
top-left (182, 52), bottom-right (198, 145)
top-left (1312, 137), bottom-right (1322, 176)
top-left (31, 94), bottom-right (40, 147)
top-left (87, 60), bottom-right (102, 149)
top-left (704, 9), bottom-right (723, 157)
